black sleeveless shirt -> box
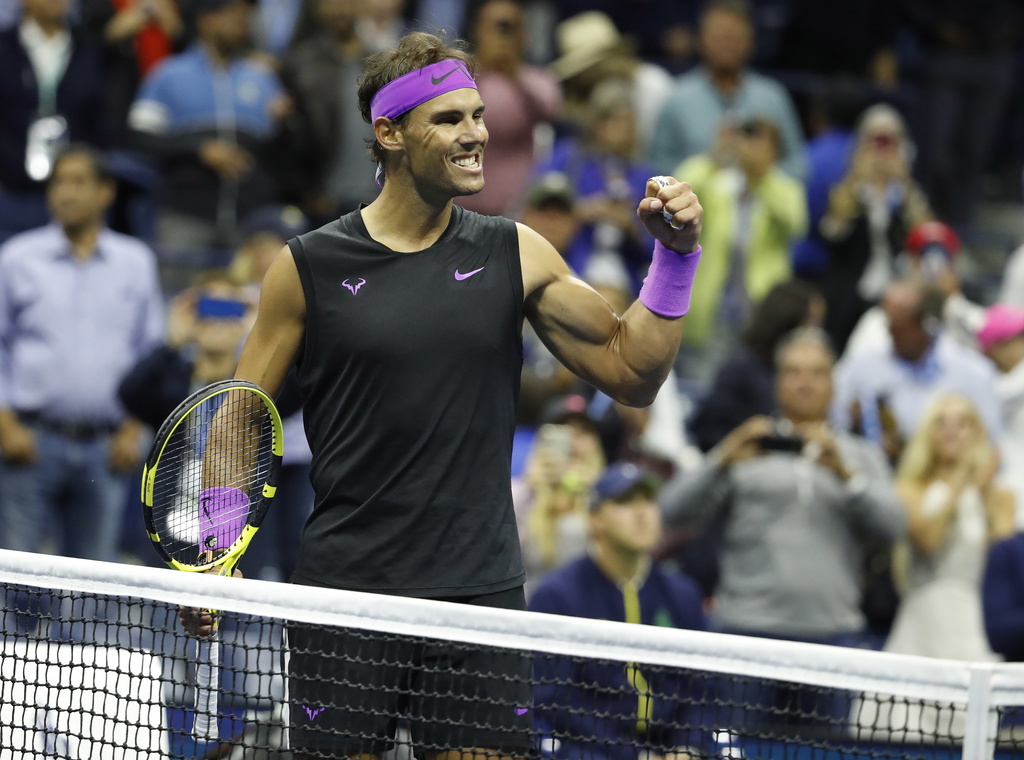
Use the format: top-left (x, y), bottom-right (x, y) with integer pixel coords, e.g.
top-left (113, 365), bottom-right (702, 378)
top-left (288, 205), bottom-right (526, 597)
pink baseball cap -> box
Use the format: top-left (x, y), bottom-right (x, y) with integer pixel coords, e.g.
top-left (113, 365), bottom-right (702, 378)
top-left (977, 303), bottom-right (1024, 353)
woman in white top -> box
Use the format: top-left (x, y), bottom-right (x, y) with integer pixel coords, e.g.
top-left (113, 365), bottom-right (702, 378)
top-left (886, 392), bottom-right (1015, 660)
top-left (855, 393), bottom-right (1015, 741)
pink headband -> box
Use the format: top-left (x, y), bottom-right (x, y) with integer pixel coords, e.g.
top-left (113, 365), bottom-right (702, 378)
top-left (370, 59), bottom-right (477, 122)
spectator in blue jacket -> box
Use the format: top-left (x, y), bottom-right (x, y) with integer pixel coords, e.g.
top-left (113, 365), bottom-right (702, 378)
top-left (983, 532), bottom-right (1024, 661)
top-left (529, 461), bottom-right (708, 760)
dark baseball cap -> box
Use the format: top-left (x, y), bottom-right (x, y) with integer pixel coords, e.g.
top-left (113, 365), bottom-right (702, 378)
top-left (191, 0), bottom-right (255, 17)
top-left (524, 171), bottom-right (575, 210)
top-left (590, 461), bottom-right (661, 510)
top-left (540, 393), bottom-right (592, 426)
top-left (242, 205), bottom-right (309, 242)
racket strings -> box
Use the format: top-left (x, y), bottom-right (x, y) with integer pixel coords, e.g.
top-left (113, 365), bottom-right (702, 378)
top-left (150, 390), bottom-right (275, 567)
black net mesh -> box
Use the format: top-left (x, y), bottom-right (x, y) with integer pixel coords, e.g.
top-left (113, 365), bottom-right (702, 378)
top-left (1, 569), bottom-right (1021, 760)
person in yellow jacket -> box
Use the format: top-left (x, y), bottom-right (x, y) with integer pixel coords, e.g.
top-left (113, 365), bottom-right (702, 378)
top-left (672, 116), bottom-right (807, 385)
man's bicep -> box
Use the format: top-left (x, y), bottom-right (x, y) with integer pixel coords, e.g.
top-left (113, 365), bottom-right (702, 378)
top-left (234, 246), bottom-right (306, 397)
top-left (521, 225), bottom-right (621, 377)
top-left (526, 274), bottom-right (619, 350)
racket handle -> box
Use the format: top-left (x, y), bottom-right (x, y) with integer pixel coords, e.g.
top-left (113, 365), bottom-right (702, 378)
top-left (193, 636), bottom-right (220, 741)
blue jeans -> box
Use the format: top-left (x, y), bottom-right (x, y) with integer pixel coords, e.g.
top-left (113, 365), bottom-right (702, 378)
top-left (0, 425), bottom-right (128, 562)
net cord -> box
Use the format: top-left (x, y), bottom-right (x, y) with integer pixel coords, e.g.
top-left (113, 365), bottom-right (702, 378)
top-left (3, 549), bottom-right (1024, 709)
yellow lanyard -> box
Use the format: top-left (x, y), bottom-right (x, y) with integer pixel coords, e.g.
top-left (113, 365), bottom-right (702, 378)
top-left (622, 580), bottom-right (652, 733)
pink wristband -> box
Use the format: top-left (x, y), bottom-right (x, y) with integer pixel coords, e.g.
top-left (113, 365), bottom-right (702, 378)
top-left (639, 242), bottom-right (702, 318)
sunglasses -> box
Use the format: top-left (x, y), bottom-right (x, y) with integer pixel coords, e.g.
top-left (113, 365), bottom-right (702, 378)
top-left (868, 132), bottom-right (900, 150)
top-left (196, 296), bottom-right (247, 320)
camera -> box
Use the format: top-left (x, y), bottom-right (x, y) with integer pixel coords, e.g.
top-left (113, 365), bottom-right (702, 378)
top-left (758, 421), bottom-right (804, 453)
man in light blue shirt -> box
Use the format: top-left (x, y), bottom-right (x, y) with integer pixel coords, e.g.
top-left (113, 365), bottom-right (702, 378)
top-left (0, 145), bottom-right (164, 563)
top-left (128, 0), bottom-right (287, 250)
top-left (833, 279), bottom-right (1002, 455)
top-left (648, 0), bottom-right (806, 180)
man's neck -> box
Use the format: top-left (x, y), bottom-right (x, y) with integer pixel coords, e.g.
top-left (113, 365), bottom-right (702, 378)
top-left (362, 182), bottom-right (455, 252)
top-left (201, 40), bottom-right (232, 67)
top-left (899, 339), bottom-right (937, 367)
top-left (63, 222), bottom-right (101, 260)
top-left (708, 66), bottom-right (742, 95)
top-left (330, 28), bottom-right (361, 58)
top-left (787, 412), bottom-right (828, 428)
top-left (25, 14), bottom-right (65, 38)
top-left (591, 543), bottom-right (646, 586)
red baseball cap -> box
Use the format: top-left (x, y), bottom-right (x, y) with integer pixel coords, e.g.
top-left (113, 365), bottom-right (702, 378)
top-left (904, 221), bottom-right (962, 259)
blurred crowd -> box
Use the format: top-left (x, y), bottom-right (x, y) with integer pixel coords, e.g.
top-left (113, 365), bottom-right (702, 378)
top-left (4, 0), bottom-right (1024, 689)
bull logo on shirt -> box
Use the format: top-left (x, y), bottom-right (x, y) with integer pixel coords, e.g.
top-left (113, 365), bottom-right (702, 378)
top-left (342, 278), bottom-right (366, 295)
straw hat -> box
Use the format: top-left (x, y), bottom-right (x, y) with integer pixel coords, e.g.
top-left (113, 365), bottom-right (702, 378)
top-left (551, 11), bottom-right (628, 81)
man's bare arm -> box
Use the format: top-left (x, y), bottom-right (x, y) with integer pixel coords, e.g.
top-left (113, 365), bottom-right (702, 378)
top-left (234, 245), bottom-right (306, 395)
top-left (521, 178), bottom-right (703, 407)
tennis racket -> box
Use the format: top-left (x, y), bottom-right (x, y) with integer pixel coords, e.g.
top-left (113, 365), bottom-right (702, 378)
top-left (141, 379), bottom-right (284, 742)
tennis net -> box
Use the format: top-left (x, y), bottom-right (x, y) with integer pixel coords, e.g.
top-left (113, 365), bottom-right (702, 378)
top-left (1, 549), bottom-right (1023, 760)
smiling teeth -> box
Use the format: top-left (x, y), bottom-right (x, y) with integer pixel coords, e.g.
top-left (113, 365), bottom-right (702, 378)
top-left (454, 156), bottom-right (478, 167)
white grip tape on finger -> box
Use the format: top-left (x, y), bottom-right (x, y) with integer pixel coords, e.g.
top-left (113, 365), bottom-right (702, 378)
top-left (651, 176), bottom-right (684, 229)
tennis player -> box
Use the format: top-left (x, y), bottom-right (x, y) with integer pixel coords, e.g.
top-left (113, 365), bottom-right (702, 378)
top-left (183, 31), bottom-right (704, 760)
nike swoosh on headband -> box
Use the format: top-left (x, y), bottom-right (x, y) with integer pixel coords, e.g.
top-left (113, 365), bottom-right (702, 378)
top-left (431, 67), bottom-right (459, 85)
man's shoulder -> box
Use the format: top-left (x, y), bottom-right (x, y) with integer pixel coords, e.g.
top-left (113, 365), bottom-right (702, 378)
top-left (528, 556), bottom-right (598, 609)
top-left (654, 564), bottom-right (702, 600)
top-left (840, 343), bottom-right (893, 376)
top-left (671, 68), bottom-right (709, 97)
top-left (0, 25), bottom-right (21, 55)
top-left (453, 204), bottom-right (518, 237)
top-left (99, 229), bottom-right (158, 263)
top-left (938, 334), bottom-right (996, 376)
top-left (0, 225), bottom-right (61, 263)
top-left (988, 532), bottom-right (1024, 569)
top-left (144, 48), bottom-right (205, 85)
top-left (649, 565), bottom-right (707, 629)
top-left (743, 70), bottom-right (796, 102)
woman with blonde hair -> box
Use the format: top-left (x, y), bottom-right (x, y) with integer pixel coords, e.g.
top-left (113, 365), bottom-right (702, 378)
top-left (886, 392), bottom-right (1015, 660)
top-left (853, 393), bottom-right (1016, 740)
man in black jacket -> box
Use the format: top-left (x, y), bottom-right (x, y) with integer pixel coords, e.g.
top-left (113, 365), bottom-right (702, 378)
top-left (0, 0), bottom-right (105, 242)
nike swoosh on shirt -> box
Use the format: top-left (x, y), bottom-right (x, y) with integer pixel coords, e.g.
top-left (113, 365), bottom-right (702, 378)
top-left (431, 67), bottom-right (459, 85)
top-left (454, 267), bottom-right (485, 281)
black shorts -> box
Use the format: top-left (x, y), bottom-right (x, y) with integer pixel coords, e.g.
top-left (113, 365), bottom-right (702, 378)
top-left (285, 586), bottom-right (534, 758)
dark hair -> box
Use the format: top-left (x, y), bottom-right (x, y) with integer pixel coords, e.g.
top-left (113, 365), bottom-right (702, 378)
top-left (738, 116), bottom-right (782, 154)
top-left (463, 0), bottom-right (525, 45)
top-left (358, 32), bottom-right (476, 173)
top-left (50, 144), bottom-right (114, 184)
top-left (808, 78), bottom-right (867, 133)
top-left (774, 326), bottom-right (835, 369)
top-left (700, 0), bottom-right (752, 26)
top-left (742, 278), bottom-right (823, 367)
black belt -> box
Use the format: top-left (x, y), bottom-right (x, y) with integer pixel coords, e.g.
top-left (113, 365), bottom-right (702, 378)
top-left (17, 412), bottom-right (118, 440)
